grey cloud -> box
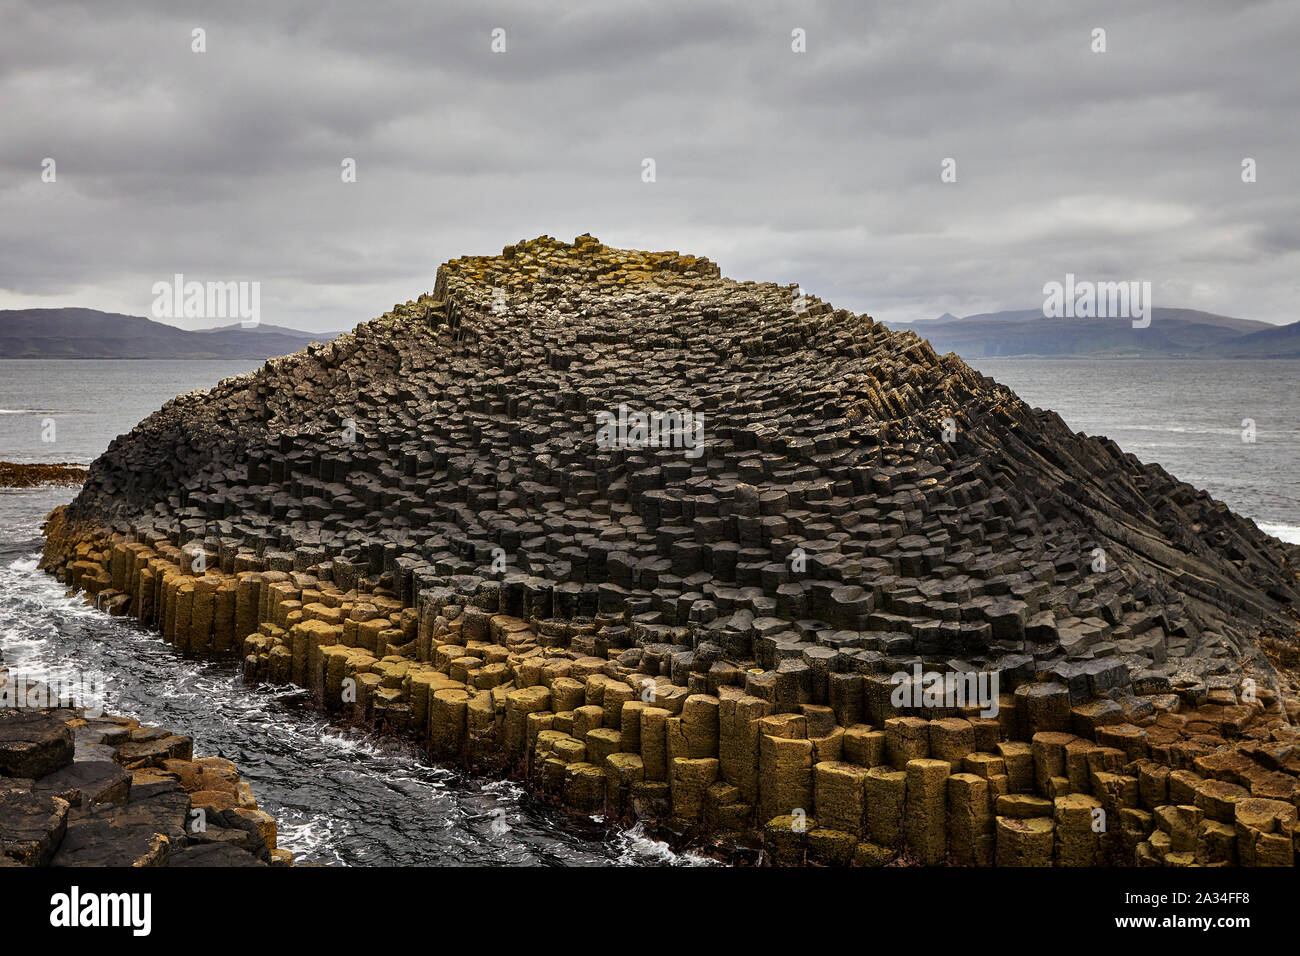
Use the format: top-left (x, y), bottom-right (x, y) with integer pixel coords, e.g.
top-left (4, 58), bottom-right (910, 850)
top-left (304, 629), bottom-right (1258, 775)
top-left (0, 0), bottom-right (1297, 330)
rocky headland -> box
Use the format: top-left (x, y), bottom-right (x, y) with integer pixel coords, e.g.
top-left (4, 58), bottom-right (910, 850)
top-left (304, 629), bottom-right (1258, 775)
top-left (36, 235), bottom-right (1300, 866)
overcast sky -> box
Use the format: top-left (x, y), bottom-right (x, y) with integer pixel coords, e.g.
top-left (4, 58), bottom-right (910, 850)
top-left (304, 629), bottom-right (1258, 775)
top-left (1, 0), bottom-right (1297, 332)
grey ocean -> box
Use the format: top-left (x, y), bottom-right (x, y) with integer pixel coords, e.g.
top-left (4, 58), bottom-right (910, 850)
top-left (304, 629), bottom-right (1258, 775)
top-left (972, 359), bottom-right (1299, 544)
top-left (0, 357), bottom-right (1296, 865)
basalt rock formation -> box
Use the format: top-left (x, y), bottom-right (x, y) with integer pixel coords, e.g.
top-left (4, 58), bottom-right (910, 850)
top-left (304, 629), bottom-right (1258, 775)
top-left (0, 662), bottom-right (287, 867)
top-left (40, 235), bottom-right (1300, 866)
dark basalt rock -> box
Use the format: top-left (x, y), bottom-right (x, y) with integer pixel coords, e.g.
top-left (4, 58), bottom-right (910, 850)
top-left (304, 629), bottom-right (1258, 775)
top-left (166, 841), bottom-right (265, 867)
top-left (114, 734), bottom-right (193, 768)
top-left (127, 770), bottom-right (184, 800)
top-left (52, 235), bottom-right (1299, 692)
top-left (33, 760), bottom-right (131, 808)
top-left (0, 699), bottom-right (287, 867)
top-left (50, 789), bottom-right (191, 868)
top-left (29, 237), bottom-right (1300, 867)
top-left (0, 709), bottom-right (76, 779)
top-left (0, 787), bottom-right (70, 866)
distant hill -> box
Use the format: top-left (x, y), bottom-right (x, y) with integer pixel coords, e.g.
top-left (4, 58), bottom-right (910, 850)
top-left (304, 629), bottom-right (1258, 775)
top-left (887, 308), bottom-right (1299, 358)
top-left (1198, 318), bottom-right (1300, 358)
top-left (192, 322), bottom-right (348, 338)
top-left (0, 308), bottom-right (343, 359)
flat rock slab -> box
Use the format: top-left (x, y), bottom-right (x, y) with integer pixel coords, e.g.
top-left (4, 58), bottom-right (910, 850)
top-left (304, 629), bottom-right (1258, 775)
top-left (0, 709), bottom-right (76, 778)
top-left (166, 842), bottom-right (265, 867)
top-left (0, 788), bottom-right (70, 866)
top-left (191, 824), bottom-right (264, 854)
top-left (75, 719), bottom-right (132, 748)
top-left (34, 760), bottom-right (131, 808)
top-left (51, 790), bottom-right (191, 867)
top-left (51, 819), bottom-right (172, 867)
top-left (113, 735), bottom-right (193, 768)
top-left (128, 769), bottom-right (183, 800)
top-left (74, 743), bottom-right (120, 763)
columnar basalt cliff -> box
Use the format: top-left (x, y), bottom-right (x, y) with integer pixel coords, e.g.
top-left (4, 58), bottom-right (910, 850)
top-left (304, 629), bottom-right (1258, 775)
top-left (41, 235), bottom-right (1300, 866)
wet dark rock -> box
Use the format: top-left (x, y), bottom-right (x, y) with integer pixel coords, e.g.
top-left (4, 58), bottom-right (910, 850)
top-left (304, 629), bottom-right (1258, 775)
top-left (0, 787), bottom-right (70, 866)
top-left (114, 734), bottom-right (193, 768)
top-left (51, 789), bottom-right (190, 867)
top-left (0, 706), bottom-right (285, 867)
top-left (167, 842), bottom-right (265, 866)
top-left (0, 709), bottom-right (75, 778)
top-left (33, 760), bottom-right (131, 808)
top-left (0, 461), bottom-right (87, 488)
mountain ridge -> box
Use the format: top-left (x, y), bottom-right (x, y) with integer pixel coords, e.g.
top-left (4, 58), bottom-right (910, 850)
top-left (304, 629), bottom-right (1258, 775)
top-left (888, 308), bottom-right (1298, 358)
top-left (0, 307), bottom-right (343, 360)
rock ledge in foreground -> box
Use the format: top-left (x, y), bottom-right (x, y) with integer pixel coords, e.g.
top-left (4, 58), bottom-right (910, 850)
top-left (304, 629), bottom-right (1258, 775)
top-left (0, 669), bottom-right (289, 867)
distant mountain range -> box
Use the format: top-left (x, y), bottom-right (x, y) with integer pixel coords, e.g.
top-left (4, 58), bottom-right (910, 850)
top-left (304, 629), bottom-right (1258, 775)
top-left (5, 304), bottom-right (1296, 361)
top-left (0, 308), bottom-right (344, 359)
top-left (886, 308), bottom-right (1300, 359)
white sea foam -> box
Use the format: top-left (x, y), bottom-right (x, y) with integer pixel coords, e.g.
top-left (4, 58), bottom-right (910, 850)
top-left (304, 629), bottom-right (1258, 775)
top-left (275, 814), bottom-right (345, 863)
top-left (610, 822), bottom-right (718, 866)
top-left (1258, 522), bottom-right (1300, 544)
top-left (317, 729), bottom-right (389, 756)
